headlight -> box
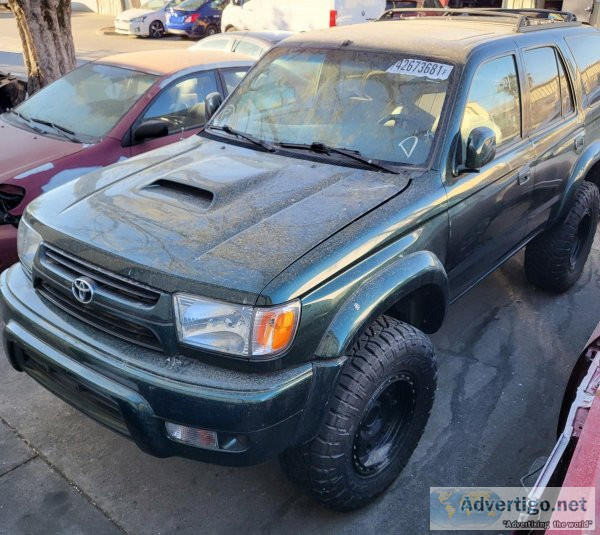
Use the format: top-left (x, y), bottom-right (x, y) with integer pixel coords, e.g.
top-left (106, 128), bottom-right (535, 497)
top-left (17, 218), bottom-right (43, 278)
top-left (174, 294), bottom-right (300, 358)
top-left (131, 15), bottom-right (147, 22)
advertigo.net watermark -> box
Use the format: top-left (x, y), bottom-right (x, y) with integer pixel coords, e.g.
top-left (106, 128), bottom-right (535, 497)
top-left (430, 487), bottom-right (595, 531)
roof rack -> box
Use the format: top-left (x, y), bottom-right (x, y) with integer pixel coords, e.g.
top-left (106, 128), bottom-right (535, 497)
top-left (378, 7), bottom-right (581, 32)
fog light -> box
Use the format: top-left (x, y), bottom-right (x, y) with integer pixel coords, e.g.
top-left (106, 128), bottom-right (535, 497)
top-left (165, 422), bottom-right (218, 450)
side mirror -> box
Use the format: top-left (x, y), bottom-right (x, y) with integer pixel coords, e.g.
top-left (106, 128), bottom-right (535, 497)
top-left (133, 120), bottom-right (169, 143)
top-left (464, 126), bottom-right (496, 171)
top-left (204, 91), bottom-right (223, 122)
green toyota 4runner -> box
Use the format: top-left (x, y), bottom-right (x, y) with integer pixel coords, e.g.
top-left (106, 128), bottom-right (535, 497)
top-left (2, 10), bottom-right (600, 510)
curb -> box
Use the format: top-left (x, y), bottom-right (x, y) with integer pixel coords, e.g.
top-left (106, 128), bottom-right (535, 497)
top-left (97, 26), bottom-right (120, 36)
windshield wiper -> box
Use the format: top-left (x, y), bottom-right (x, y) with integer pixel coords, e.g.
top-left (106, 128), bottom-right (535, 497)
top-left (207, 124), bottom-right (276, 152)
top-left (277, 142), bottom-right (398, 174)
top-left (8, 110), bottom-right (46, 134)
top-left (27, 116), bottom-right (82, 143)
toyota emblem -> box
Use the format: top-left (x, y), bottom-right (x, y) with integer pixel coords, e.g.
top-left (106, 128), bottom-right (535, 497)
top-left (71, 277), bottom-right (95, 304)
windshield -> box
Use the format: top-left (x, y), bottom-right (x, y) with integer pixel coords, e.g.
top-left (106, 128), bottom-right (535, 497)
top-left (141, 0), bottom-right (168, 9)
top-left (14, 63), bottom-right (157, 141)
top-left (211, 48), bottom-right (453, 166)
top-left (176, 0), bottom-right (208, 10)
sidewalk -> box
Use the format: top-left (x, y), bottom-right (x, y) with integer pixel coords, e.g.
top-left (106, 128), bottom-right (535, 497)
top-left (0, 419), bottom-right (122, 535)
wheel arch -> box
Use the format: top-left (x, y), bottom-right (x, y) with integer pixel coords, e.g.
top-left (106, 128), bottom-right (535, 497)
top-left (552, 140), bottom-right (600, 224)
top-left (314, 251), bottom-right (449, 359)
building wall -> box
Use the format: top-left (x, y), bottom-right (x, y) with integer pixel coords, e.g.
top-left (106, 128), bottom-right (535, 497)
top-left (95, 0), bottom-right (140, 15)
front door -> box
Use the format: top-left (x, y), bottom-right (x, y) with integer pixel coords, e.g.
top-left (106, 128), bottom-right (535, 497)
top-left (445, 54), bottom-right (535, 299)
top-left (131, 70), bottom-right (220, 156)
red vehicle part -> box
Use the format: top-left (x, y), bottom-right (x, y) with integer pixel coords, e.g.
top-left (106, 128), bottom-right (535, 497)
top-left (546, 333), bottom-right (600, 535)
top-left (516, 326), bottom-right (600, 534)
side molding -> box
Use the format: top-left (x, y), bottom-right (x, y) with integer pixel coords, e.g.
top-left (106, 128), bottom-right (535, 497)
top-left (315, 251), bottom-right (449, 359)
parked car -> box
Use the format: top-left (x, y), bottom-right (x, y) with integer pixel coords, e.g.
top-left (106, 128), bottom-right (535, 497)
top-left (114, 0), bottom-right (185, 39)
top-left (0, 49), bottom-right (253, 271)
top-left (3, 9), bottom-right (600, 511)
top-left (166, 0), bottom-right (227, 39)
top-left (221, 0), bottom-right (387, 32)
top-left (188, 29), bottom-right (294, 58)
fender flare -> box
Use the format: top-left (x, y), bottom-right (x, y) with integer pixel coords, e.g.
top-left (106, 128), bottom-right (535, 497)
top-left (552, 140), bottom-right (600, 224)
top-left (314, 251), bottom-right (449, 359)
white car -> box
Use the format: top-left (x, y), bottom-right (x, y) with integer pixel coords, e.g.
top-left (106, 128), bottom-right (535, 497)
top-left (115, 0), bottom-right (184, 39)
top-left (221, 0), bottom-right (386, 32)
top-left (188, 30), bottom-right (294, 59)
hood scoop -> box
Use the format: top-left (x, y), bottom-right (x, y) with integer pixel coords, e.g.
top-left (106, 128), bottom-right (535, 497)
top-left (143, 179), bottom-right (214, 210)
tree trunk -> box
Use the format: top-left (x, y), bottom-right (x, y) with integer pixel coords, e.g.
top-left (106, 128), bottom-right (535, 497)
top-left (7, 0), bottom-right (76, 95)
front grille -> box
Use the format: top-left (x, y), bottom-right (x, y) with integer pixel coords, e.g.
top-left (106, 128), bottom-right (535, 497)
top-left (43, 247), bottom-right (160, 306)
top-left (35, 245), bottom-right (165, 351)
top-left (38, 281), bottom-right (162, 350)
top-left (19, 347), bottom-right (130, 437)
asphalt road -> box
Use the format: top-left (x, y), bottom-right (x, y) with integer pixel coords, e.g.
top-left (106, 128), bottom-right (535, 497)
top-left (0, 9), bottom-right (192, 79)
top-left (1, 232), bottom-right (598, 535)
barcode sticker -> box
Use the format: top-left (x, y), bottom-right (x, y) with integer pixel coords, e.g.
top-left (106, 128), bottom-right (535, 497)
top-left (386, 59), bottom-right (453, 80)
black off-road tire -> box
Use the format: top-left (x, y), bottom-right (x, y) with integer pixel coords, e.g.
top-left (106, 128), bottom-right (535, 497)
top-left (525, 181), bottom-right (599, 293)
top-left (280, 316), bottom-right (436, 511)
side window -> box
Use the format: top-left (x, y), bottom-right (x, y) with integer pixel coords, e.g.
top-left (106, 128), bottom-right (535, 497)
top-left (140, 71), bottom-right (218, 135)
top-left (566, 34), bottom-right (600, 107)
top-left (221, 68), bottom-right (249, 93)
top-left (556, 52), bottom-right (574, 116)
top-left (523, 47), bottom-right (561, 131)
top-left (461, 55), bottom-right (521, 150)
top-left (233, 40), bottom-right (265, 59)
top-left (196, 37), bottom-right (233, 52)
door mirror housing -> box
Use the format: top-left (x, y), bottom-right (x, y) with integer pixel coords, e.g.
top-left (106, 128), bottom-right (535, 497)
top-left (464, 126), bottom-right (496, 171)
top-left (205, 92), bottom-right (223, 122)
top-left (133, 120), bottom-right (169, 143)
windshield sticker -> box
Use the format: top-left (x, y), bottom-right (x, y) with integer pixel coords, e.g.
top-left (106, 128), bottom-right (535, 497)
top-left (387, 59), bottom-right (453, 80)
top-left (399, 136), bottom-right (419, 158)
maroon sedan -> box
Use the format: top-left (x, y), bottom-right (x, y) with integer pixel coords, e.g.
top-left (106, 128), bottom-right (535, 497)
top-left (0, 49), bottom-right (253, 270)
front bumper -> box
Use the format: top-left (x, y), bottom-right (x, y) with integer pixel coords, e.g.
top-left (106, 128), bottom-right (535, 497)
top-left (0, 264), bottom-right (344, 465)
top-left (114, 21), bottom-right (147, 36)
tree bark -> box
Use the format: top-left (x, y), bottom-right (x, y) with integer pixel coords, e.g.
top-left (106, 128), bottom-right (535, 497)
top-left (7, 0), bottom-right (76, 95)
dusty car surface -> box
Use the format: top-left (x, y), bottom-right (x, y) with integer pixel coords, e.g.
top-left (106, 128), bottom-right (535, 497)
top-left (2, 9), bottom-right (600, 511)
top-left (0, 49), bottom-right (254, 271)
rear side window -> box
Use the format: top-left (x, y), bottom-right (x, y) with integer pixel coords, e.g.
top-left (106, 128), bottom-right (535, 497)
top-left (523, 47), bottom-right (561, 131)
top-left (233, 40), bottom-right (264, 59)
top-left (461, 55), bottom-right (521, 149)
top-left (565, 34), bottom-right (600, 107)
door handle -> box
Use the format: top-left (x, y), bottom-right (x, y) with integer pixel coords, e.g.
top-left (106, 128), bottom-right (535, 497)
top-left (518, 166), bottom-right (531, 186)
top-left (575, 134), bottom-right (585, 153)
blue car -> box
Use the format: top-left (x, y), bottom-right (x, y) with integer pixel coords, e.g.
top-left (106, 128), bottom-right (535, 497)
top-left (166, 0), bottom-right (227, 39)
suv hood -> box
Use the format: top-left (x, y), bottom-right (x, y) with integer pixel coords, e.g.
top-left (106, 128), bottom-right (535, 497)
top-left (31, 136), bottom-right (410, 303)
